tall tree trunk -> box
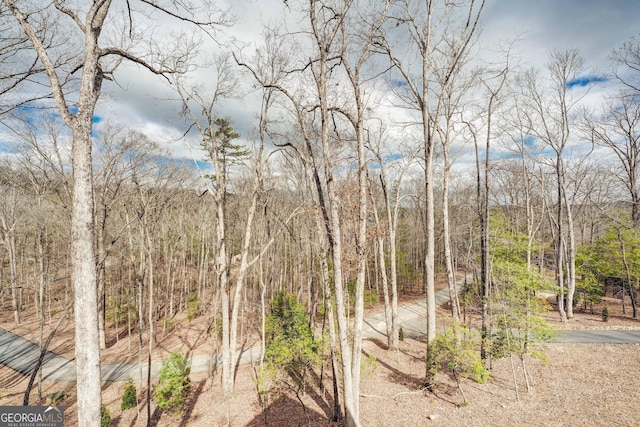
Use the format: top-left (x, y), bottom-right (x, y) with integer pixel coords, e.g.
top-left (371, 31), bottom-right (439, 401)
top-left (316, 221), bottom-right (342, 422)
top-left (564, 189), bottom-right (576, 318)
top-left (556, 159), bottom-right (568, 322)
top-left (145, 231), bottom-right (154, 427)
top-left (618, 229), bottom-right (638, 318)
top-left (475, 130), bottom-right (490, 361)
top-left (228, 147), bottom-right (262, 398)
top-left (218, 201), bottom-right (233, 397)
top-left (371, 200), bottom-right (393, 346)
top-left (70, 122), bottom-right (102, 427)
top-left (37, 227), bottom-right (47, 400)
top-left (6, 232), bottom-right (20, 325)
top-left (309, 2), bottom-right (356, 422)
top-left (96, 208), bottom-right (108, 350)
top-left (442, 149), bottom-right (461, 324)
top-left (10, 1), bottom-right (107, 418)
top-left (379, 167), bottom-right (406, 351)
top-left (423, 107), bottom-right (437, 384)
top-left (350, 88), bottom-right (368, 424)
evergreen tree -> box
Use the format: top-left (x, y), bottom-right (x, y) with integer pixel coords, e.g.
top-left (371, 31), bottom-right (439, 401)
top-left (153, 352), bottom-right (191, 415)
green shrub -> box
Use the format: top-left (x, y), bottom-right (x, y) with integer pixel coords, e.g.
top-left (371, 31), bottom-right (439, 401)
top-left (121, 377), bottom-right (138, 411)
top-left (399, 326), bottom-right (404, 341)
top-left (263, 293), bottom-right (321, 392)
top-left (431, 325), bottom-right (489, 385)
top-left (602, 306), bottom-right (610, 322)
top-left (186, 294), bottom-right (200, 322)
top-left (153, 352), bottom-right (191, 414)
top-left (101, 404), bottom-right (111, 427)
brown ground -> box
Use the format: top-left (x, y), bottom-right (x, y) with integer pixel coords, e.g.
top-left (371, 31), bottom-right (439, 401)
top-left (1, 283), bottom-right (639, 426)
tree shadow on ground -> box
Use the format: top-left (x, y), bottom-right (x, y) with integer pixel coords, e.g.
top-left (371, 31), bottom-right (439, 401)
top-left (0, 327), bottom-right (71, 377)
top-left (429, 378), bottom-right (464, 407)
top-left (367, 338), bottom-right (389, 351)
top-left (127, 388), bottom-right (162, 427)
top-left (245, 394), bottom-right (327, 426)
top-left (307, 367), bottom-right (336, 420)
top-left (177, 378), bottom-right (206, 427)
top-left (362, 349), bottom-right (423, 389)
top-left (0, 368), bottom-right (27, 390)
top-left (106, 327), bottom-right (136, 348)
top-left (366, 337), bottom-right (424, 364)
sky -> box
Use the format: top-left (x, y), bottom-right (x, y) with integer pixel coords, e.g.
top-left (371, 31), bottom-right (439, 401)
top-left (481, 0), bottom-right (639, 70)
top-left (2, 0), bottom-right (640, 171)
top-left (103, 0), bottom-right (640, 161)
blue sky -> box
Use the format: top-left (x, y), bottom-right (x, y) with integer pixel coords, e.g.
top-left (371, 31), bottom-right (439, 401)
top-left (567, 75), bottom-right (609, 89)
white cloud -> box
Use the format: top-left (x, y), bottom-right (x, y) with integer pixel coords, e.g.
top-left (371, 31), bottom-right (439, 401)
top-left (4, 0), bottom-right (639, 178)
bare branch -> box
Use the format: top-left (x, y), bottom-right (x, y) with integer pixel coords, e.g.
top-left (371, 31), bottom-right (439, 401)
top-left (53, 0), bottom-right (85, 32)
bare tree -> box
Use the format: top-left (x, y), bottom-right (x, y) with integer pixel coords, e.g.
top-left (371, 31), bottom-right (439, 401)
top-left (172, 58), bottom-right (238, 398)
top-left (2, 2), bottom-right (229, 425)
top-left (611, 36), bottom-right (640, 97)
top-left (378, 0), bottom-right (484, 383)
top-left (94, 125), bottom-right (160, 350)
top-left (0, 162), bottom-right (22, 324)
top-left (500, 93), bottom-right (545, 271)
top-left (520, 50), bottom-right (586, 321)
top-left (130, 155), bottom-right (185, 425)
top-left (237, 1), bottom-right (362, 420)
top-left (335, 2), bottom-right (389, 420)
top-left (434, 59), bottom-right (479, 326)
top-left (368, 132), bottom-right (416, 350)
top-left (173, 56), bottom-right (284, 400)
top-left (0, 5), bottom-right (67, 115)
top-left (587, 96), bottom-right (640, 226)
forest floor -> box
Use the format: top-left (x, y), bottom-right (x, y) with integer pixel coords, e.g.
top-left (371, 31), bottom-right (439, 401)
top-left (1, 278), bottom-right (640, 426)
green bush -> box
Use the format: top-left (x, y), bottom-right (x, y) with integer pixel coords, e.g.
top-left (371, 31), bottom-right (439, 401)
top-left (186, 294), bottom-right (200, 322)
top-left (101, 404), bottom-right (111, 427)
top-left (121, 377), bottom-right (138, 411)
top-left (399, 326), bottom-right (404, 341)
top-left (262, 293), bottom-right (321, 393)
top-left (431, 325), bottom-right (489, 385)
top-left (153, 352), bottom-right (191, 414)
top-left (602, 306), bottom-right (610, 322)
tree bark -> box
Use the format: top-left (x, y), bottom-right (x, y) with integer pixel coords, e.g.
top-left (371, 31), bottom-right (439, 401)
top-left (370, 198), bottom-right (393, 345)
top-left (442, 140), bottom-right (461, 324)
